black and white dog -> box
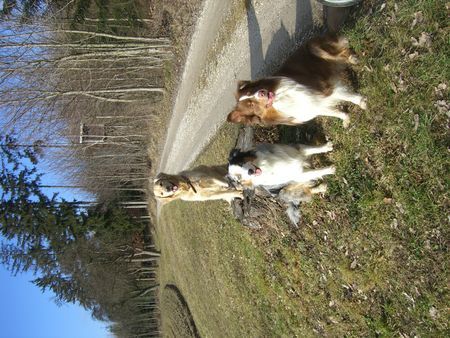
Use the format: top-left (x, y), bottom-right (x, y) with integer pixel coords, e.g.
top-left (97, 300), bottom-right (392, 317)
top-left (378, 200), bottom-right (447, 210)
top-left (228, 143), bottom-right (335, 225)
top-left (228, 143), bottom-right (335, 189)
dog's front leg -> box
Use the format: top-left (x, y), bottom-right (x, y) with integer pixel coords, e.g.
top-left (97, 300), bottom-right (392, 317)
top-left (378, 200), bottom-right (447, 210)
top-left (321, 109), bottom-right (350, 128)
top-left (310, 183), bottom-right (328, 194)
top-left (296, 166), bottom-right (336, 183)
top-left (299, 142), bottom-right (333, 156)
top-left (333, 85), bottom-right (367, 110)
top-left (222, 190), bottom-right (244, 204)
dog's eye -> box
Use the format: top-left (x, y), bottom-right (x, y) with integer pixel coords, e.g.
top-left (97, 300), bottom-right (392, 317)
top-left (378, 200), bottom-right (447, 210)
top-left (248, 168), bottom-right (254, 175)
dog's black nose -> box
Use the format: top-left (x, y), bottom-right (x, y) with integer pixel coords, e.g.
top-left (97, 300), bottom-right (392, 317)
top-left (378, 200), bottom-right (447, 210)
top-left (248, 168), bottom-right (254, 175)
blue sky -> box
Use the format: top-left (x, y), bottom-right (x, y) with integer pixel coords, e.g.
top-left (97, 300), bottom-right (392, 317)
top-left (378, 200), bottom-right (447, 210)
top-left (0, 266), bottom-right (111, 338)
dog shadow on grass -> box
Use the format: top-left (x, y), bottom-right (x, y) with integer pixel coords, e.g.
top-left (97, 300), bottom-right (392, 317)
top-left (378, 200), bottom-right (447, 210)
top-left (244, 0), bottom-right (326, 146)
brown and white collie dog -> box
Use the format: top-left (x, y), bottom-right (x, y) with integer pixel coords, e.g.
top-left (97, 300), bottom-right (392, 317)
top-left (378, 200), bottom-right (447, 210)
top-left (227, 35), bottom-right (367, 127)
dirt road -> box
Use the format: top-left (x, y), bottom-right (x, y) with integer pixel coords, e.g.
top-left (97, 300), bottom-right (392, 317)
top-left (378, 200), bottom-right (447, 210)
top-left (159, 0), bottom-right (323, 174)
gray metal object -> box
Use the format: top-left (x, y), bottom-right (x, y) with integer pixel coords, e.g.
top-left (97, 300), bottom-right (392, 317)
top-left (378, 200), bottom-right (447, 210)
top-left (317, 0), bottom-right (362, 7)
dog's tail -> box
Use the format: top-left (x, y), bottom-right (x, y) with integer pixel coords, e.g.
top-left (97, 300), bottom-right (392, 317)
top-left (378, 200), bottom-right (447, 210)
top-left (285, 202), bottom-right (301, 227)
top-left (309, 35), bottom-right (357, 65)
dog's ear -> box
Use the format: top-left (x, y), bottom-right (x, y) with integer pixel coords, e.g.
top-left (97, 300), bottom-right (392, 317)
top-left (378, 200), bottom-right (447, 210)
top-left (237, 80), bottom-right (250, 91)
top-left (154, 172), bottom-right (166, 183)
top-left (227, 109), bottom-right (243, 123)
top-left (228, 148), bottom-right (241, 163)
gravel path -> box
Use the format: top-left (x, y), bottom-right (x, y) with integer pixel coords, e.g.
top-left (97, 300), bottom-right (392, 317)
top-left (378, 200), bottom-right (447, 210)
top-left (159, 0), bottom-right (324, 174)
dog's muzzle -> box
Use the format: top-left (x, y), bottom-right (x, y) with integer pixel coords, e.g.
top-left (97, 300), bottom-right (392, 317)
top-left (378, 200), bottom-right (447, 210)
top-left (160, 181), bottom-right (177, 193)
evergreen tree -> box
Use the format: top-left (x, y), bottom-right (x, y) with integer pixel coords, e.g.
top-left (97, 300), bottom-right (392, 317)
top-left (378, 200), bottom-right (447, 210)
top-left (0, 135), bottom-right (155, 329)
top-left (0, 135), bottom-right (86, 275)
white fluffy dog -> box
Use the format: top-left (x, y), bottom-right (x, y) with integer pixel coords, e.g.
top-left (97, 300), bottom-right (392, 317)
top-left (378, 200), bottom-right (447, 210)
top-left (228, 143), bottom-right (335, 189)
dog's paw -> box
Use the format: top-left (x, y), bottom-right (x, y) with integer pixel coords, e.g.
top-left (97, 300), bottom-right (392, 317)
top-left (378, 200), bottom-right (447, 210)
top-left (339, 36), bottom-right (350, 47)
top-left (330, 166), bottom-right (337, 175)
top-left (342, 116), bottom-right (350, 128)
top-left (348, 54), bottom-right (359, 65)
top-left (313, 183), bottom-right (328, 194)
top-left (324, 141), bottom-right (334, 152)
top-left (359, 96), bottom-right (368, 110)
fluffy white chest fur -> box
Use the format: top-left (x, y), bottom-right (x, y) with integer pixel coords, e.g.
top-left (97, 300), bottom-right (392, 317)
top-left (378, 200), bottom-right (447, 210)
top-left (251, 146), bottom-right (308, 186)
top-left (271, 77), bottom-right (365, 125)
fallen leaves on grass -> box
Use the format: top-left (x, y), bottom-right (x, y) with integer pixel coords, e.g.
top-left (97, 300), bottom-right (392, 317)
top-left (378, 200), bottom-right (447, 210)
top-left (411, 32), bottom-right (432, 49)
top-left (411, 11), bottom-right (424, 28)
top-left (413, 114), bottom-right (419, 132)
top-left (408, 51), bottom-right (419, 60)
top-left (434, 83), bottom-right (448, 98)
top-left (429, 306), bottom-right (438, 320)
top-left (434, 100), bottom-right (449, 116)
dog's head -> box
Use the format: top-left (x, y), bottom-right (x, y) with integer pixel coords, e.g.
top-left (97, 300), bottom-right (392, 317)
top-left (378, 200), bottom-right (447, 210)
top-left (227, 99), bottom-right (263, 125)
top-left (227, 81), bottom-right (274, 125)
top-left (227, 148), bottom-right (261, 186)
top-left (153, 173), bottom-right (181, 199)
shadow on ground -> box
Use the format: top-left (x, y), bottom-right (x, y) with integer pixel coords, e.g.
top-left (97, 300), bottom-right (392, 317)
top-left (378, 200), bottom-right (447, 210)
top-left (161, 285), bottom-right (200, 338)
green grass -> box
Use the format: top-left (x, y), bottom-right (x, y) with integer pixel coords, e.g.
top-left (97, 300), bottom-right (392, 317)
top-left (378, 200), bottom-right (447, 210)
top-left (157, 1), bottom-right (449, 336)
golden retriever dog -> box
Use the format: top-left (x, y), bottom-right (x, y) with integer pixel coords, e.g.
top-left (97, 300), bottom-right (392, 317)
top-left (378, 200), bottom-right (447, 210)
top-left (154, 165), bottom-right (243, 204)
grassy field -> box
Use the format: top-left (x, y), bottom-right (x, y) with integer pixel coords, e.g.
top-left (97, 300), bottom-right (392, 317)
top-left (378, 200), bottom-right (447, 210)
top-left (156, 0), bottom-right (449, 336)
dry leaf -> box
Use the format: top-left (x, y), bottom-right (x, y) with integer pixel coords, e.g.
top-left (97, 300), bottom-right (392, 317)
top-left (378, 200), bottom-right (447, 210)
top-left (434, 100), bottom-right (449, 115)
top-left (391, 218), bottom-right (398, 229)
top-left (412, 32), bottom-right (432, 48)
top-left (413, 114), bottom-right (419, 132)
top-left (398, 76), bottom-right (406, 92)
top-left (403, 292), bottom-right (415, 308)
top-left (383, 197), bottom-right (393, 204)
top-left (429, 306), bottom-right (438, 320)
top-left (418, 32), bottom-right (432, 48)
top-left (390, 82), bottom-right (398, 93)
top-left (434, 83), bottom-right (448, 98)
top-left (408, 51), bottom-right (419, 60)
top-left (411, 11), bottom-right (423, 28)
top-left (396, 202), bottom-right (405, 214)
